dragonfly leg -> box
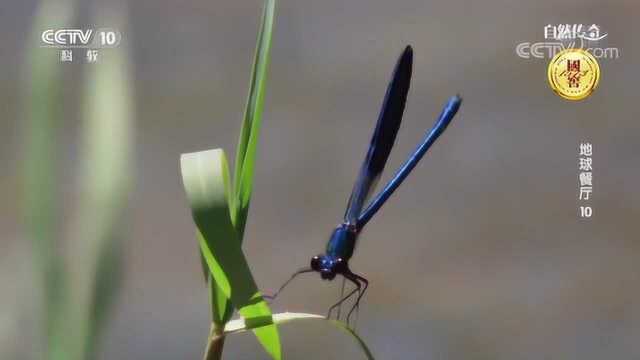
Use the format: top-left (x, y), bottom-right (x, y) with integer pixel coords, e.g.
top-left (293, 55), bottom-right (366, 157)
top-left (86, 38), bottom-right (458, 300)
top-left (346, 273), bottom-right (369, 325)
top-left (264, 267), bottom-right (313, 302)
top-left (327, 275), bottom-right (361, 320)
top-left (336, 277), bottom-right (347, 319)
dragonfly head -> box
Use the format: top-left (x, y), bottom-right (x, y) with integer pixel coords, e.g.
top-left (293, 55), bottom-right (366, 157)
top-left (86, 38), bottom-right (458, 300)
top-left (310, 255), bottom-right (346, 280)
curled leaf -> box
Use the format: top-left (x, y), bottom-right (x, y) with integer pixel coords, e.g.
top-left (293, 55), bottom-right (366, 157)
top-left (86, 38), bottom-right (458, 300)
top-left (221, 312), bottom-right (375, 360)
top-left (181, 149), bottom-right (281, 359)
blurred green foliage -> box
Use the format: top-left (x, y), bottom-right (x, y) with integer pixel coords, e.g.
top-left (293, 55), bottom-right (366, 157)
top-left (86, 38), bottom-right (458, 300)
top-left (23, 1), bottom-right (133, 359)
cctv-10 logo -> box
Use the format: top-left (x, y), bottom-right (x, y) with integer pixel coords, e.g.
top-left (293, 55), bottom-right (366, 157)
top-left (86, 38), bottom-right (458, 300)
top-left (41, 28), bottom-right (121, 48)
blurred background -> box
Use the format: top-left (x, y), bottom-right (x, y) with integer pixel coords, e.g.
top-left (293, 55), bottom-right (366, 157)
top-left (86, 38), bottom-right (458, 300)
top-left (1, 0), bottom-right (638, 359)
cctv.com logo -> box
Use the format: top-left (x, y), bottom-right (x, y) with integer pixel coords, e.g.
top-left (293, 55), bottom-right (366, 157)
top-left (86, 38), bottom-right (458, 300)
top-left (516, 39), bottom-right (620, 60)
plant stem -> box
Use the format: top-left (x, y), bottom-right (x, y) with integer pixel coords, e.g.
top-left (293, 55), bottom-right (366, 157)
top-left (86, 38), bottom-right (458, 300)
top-left (203, 323), bottom-right (225, 360)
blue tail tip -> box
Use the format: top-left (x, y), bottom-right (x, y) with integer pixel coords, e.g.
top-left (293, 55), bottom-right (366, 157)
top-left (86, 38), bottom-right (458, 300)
top-left (445, 94), bottom-right (462, 113)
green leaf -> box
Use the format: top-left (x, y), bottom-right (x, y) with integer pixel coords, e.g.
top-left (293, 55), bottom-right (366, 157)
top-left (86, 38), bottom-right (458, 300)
top-left (194, 0), bottom-right (277, 322)
top-left (223, 312), bottom-right (324, 334)
top-left (233, 0), bottom-right (276, 236)
top-left (181, 149), bottom-right (281, 359)
top-left (68, 8), bottom-right (134, 358)
top-left (23, 1), bottom-right (73, 359)
top-left (222, 313), bottom-right (375, 360)
top-left (199, 231), bottom-right (234, 327)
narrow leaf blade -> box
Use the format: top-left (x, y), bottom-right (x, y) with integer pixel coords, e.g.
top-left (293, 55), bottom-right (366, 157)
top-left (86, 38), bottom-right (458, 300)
top-left (233, 0), bottom-right (276, 235)
top-left (23, 2), bottom-right (72, 357)
top-left (68, 10), bottom-right (134, 357)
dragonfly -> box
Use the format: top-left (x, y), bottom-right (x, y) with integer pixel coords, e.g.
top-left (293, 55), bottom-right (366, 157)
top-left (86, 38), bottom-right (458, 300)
top-left (267, 45), bottom-right (462, 323)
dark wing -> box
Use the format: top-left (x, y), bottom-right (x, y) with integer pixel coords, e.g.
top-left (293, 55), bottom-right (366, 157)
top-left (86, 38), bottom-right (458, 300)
top-left (343, 45), bottom-right (413, 225)
top-left (356, 95), bottom-right (462, 230)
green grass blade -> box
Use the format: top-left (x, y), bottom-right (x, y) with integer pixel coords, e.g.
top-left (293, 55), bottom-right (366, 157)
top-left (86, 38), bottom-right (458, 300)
top-left (199, 231), bottom-right (234, 327)
top-left (23, 1), bottom-right (74, 358)
top-left (199, 0), bottom-right (277, 329)
top-left (181, 149), bottom-right (281, 359)
top-left (222, 313), bottom-right (375, 360)
top-left (183, 150), bottom-right (236, 339)
top-left (181, 150), bottom-right (234, 293)
top-left (233, 0), bottom-right (276, 235)
top-left (183, 1), bottom-right (279, 357)
top-left (223, 313), bottom-right (324, 334)
top-left (77, 12), bottom-right (133, 356)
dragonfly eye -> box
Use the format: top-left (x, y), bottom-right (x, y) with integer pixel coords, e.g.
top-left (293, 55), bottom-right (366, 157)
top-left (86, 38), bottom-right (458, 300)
top-left (334, 258), bottom-right (347, 273)
top-left (310, 255), bottom-right (322, 271)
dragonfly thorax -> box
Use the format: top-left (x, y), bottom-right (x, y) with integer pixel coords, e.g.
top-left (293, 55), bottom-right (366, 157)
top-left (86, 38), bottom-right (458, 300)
top-left (325, 223), bottom-right (358, 260)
